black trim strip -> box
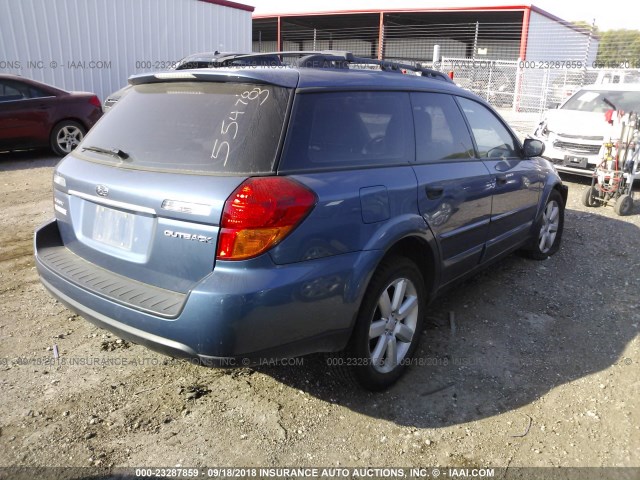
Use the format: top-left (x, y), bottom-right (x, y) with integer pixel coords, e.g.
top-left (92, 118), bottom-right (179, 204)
top-left (38, 244), bottom-right (186, 319)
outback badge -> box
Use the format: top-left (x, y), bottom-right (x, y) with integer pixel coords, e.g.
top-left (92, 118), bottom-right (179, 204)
top-left (164, 230), bottom-right (213, 244)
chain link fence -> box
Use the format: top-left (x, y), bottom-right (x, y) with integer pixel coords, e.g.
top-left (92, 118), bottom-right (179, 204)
top-left (438, 57), bottom-right (640, 135)
top-left (252, 18), bottom-right (640, 137)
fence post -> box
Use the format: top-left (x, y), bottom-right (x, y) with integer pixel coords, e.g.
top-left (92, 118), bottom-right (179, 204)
top-left (487, 62), bottom-right (493, 102)
top-left (513, 57), bottom-right (523, 112)
top-left (471, 22), bottom-right (479, 85)
top-left (581, 19), bottom-right (595, 87)
top-left (539, 67), bottom-right (549, 116)
top-left (472, 21), bottom-right (479, 59)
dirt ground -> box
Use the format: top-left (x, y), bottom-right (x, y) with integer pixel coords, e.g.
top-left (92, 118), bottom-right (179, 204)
top-left (0, 150), bottom-right (638, 476)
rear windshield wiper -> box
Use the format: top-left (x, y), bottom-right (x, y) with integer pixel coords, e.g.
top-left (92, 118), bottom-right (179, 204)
top-left (82, 145), bottom-right (131, 161)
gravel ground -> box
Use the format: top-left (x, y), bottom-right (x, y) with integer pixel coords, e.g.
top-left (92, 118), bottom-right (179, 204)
top-left (0, 150), bottom-right (638, 476)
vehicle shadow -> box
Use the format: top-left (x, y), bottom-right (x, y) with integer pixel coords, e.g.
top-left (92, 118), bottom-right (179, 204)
top-left (559, 172), bottom-right (592, 186)
top-left (0, 470), bottom-right (139, 480)
top-left (560, 171), bottom-right (640, 192)
top-left (0, 149), bottom-right (60, 171)
top-left (256, 208), bottom-right (639, 427)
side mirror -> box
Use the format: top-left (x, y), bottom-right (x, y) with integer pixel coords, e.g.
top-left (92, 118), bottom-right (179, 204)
top-left (523, 138), bottom-right (545, 157)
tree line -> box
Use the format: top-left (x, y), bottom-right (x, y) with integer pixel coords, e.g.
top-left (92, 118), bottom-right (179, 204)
top-left (596, 30), bottom-right (640, 66)
top-left (572, 22), bottom-right (640, 67)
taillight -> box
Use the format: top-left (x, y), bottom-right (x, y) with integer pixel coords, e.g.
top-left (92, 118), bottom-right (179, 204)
top-left (89, 95), bottom-right (101, 108)
top-left (217, 177), bottom-right (316, 260)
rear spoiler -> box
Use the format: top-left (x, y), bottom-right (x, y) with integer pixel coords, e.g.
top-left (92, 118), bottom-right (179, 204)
top-left (128, 69), bottom-right (300, 89)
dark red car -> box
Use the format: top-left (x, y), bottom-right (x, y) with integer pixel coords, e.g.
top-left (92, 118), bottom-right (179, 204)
top-left (0, 74), bottom-right (103, 156)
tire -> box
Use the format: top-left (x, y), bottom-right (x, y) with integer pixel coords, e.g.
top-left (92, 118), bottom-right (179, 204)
top-left (614, 194), bottom-right (633, 216)
top-left (523, 190), bottom-right (565, 260)
top-left (50, 120), bottom-right (86, 156)
top-left (336, 257), bottom-right (426, 391)
top-left (582, 186), bottom-right (599, 207)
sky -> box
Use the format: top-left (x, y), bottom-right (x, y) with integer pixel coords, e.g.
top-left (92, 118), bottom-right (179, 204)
top-left (246, 0), bottom-right (637, 31)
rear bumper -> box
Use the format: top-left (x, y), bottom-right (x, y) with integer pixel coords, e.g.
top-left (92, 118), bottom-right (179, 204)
top-left (36, 219), bottom-right (379, 365)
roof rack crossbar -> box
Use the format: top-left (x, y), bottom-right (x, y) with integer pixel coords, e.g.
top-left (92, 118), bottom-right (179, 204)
top-left (348, 55), bottom-right (452, 81)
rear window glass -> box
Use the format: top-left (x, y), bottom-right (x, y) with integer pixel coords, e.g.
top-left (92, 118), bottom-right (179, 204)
top-left (562, 89), bottom-right (640, 113)
top-left (79, 82), bottom-right (291, 174)
top-left (280, 91), bottom-right (414, 171)
top-left (0, 81), bottom-right (25, 101)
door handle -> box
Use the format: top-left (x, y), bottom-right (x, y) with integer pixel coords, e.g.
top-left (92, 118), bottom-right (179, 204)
top-left (496, 175), bottom-right (508, 186)
top-left (426, 186), bottom-right (444, 200)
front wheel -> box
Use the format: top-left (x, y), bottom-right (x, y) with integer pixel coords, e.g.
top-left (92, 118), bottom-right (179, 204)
top-left (523, 190), bottom-right (565, 260)
top-left (337, 257), bottom-right (426, 391)
top-left (50, 120), bottom-right (86, 156)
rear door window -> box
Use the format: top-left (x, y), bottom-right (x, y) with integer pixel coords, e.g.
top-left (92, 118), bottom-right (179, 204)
top-left (280, 91), bottom-right (414, 171)
top-left (410, 92), bottom-right (475, 162)
top-left (78, 82), bottom-right (292, 174)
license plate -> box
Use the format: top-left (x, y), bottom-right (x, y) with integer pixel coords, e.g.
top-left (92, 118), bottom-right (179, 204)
top-left (92, 205), bottom-right (134, 251)
top-left (564, 155), bottom-right (587, 168)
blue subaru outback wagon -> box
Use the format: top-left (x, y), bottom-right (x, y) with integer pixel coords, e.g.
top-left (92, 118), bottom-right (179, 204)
top-left (35, 52), bottom-right (567, 390)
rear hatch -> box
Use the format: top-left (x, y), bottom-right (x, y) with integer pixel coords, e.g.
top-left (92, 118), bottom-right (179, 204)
top-left (52, 71), bottom-right (296, 293)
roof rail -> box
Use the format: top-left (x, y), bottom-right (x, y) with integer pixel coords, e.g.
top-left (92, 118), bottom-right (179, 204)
top-left (228, 51), bottom-right (454, 82)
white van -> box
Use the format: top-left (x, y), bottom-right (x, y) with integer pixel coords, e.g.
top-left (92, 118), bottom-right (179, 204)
top-left (596, 70), bottom-right (640, 85)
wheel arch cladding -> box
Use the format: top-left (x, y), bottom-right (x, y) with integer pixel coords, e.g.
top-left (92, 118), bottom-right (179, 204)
top-left (380, 235), bottom-right (438, 300)
top-left (537, 182), bottom-right (568, 220)
top-left (51, 118), bottom-right (89, 134)
top-left (554, 183), bottom-right (569, 206)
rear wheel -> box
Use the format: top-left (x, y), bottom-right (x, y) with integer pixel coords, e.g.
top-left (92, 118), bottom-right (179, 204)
top-left (50, 120), bottom-right (85, 156)
top-left (523, 190), bottom-right (564, 260)
top-left (582, 186), bottom-right (599, 207)
top-left (337, 257), bottom-right (426, 391)
top-left (614, 194), bottom-right (633, 216)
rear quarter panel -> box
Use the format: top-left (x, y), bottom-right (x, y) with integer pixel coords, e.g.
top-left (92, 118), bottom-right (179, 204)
top-left (51, 94), bottom-right (103, 131)
top-left (269, 166), bottom-right (422, 264)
